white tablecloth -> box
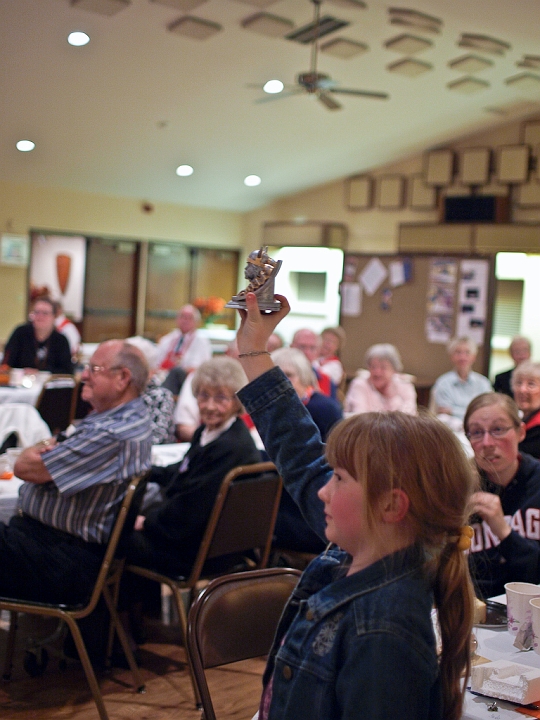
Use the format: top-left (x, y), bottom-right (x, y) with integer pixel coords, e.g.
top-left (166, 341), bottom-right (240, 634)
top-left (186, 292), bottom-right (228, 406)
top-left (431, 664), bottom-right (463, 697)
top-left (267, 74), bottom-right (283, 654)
top-left (463, 594), bottom-right (540, 719)
top-left (0, 476), bottom-right (23, 524)
top-left (0, 385), bottom-right (42, 406)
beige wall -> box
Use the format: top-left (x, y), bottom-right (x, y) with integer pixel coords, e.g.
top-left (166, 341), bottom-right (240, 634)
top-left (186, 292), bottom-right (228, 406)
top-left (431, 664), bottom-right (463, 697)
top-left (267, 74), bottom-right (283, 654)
top-left (242, 113), bottom-right (540, 255)
top-left (0, 180), bottom-right (243, 339)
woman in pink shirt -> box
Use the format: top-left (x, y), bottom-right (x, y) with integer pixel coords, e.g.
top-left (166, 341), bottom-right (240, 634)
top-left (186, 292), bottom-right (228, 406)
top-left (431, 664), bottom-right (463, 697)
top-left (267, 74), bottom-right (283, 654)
top-left (344, 343), bottom-right (417, 416)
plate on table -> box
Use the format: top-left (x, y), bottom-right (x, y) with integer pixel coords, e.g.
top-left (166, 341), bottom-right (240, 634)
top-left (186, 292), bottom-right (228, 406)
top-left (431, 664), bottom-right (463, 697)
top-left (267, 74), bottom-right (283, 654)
top-left (474, 600), bottom-right (507, 628)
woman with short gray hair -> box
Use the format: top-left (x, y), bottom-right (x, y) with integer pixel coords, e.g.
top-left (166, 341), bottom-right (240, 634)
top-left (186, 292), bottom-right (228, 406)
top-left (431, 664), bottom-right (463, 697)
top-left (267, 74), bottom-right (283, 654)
top-left (344, 343), bottom-right (417, 416)
top-left (512, 361), bottom-right (540, 458)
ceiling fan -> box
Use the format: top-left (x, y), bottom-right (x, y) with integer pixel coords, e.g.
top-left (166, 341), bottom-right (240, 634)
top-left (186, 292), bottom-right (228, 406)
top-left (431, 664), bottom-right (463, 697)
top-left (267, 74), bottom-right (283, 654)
top-left (252, 0), bottom-right (389, 111)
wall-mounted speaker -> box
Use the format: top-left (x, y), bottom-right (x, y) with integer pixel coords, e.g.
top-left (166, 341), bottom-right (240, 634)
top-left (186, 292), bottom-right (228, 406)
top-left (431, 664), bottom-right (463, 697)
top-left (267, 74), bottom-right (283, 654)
top-left (442, 195), bottom-right (510, 223)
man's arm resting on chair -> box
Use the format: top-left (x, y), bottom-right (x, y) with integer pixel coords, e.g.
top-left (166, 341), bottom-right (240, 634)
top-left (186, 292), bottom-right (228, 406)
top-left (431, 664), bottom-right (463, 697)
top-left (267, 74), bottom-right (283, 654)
top-left (14, 440), bottom-right (57, 484)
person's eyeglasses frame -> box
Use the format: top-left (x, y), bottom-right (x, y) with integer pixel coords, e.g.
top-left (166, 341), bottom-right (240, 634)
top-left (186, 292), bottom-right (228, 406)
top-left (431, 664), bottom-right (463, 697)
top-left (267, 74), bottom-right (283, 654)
top-left (465, 426), bottom-right (515, 444)
top-left (196, 391), bottom-right (235, 406)
top-left (84, 364), bottom-right (124, 376)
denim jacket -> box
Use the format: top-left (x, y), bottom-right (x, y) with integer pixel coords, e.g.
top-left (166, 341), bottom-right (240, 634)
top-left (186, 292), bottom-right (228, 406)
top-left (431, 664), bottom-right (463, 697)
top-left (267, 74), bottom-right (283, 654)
top-left (238, 368), bottom-right (442, 720)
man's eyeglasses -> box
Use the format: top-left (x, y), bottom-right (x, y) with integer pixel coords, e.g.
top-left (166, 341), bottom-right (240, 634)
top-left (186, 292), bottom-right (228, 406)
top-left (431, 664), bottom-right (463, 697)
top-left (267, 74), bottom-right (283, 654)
top-left (196, 391), bottom-right (235, 406)
top-left (83, 364), bottom-right (123, 375)
top-left (465, 426), bottom-right (514, 443)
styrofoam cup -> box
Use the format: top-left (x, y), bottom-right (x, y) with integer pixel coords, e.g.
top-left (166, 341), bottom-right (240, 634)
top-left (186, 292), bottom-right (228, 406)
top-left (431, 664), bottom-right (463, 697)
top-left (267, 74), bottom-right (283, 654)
top-left (505, 582), bottom-right (540, 636)
top-left (530, 598), bottom-right (540, 654)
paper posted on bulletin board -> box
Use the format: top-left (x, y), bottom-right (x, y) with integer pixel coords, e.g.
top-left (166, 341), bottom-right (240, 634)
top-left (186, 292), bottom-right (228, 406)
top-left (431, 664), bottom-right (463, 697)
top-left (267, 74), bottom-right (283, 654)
top-left (425, 258), bottom-right (488, 345)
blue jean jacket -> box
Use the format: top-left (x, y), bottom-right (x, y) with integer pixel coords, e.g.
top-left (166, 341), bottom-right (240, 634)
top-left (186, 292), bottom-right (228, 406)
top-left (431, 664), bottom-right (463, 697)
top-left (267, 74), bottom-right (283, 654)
top-left (238, 368), bottom-right (442, 720)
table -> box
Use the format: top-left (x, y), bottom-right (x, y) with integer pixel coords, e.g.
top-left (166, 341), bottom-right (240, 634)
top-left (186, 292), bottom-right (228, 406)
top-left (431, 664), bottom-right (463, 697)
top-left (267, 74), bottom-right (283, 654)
top-left (0, 384), bottom-right (42, 406)
top-left (0, 475), bottom-right (23, 524)
top-left (463, 595), bottom-right (540, 719)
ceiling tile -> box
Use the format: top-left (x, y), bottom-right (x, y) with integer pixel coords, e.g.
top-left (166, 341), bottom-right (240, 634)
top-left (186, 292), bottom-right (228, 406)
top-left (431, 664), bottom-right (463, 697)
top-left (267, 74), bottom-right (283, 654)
top-left (458, 33), bottom-right (510, 55)
top-left (448, 54), bottom-right (493, 73)
top-left (447, 76), bottom-right (490, 94)
top-left (384, 34), bottom-right (433, 55)
top-left (387, 58), bottom-right (432, 77)
top-left (150, 0), bottom-right (207, 10)
top-left (70, 0), bottom-right (130, 15)
top-left (505, 72), bottom-right (540, 92)
top-left (241, 12), bottom-right (294, 38)
top-left (168, 16), bottom-right (222, 40)
top-left (321, 38), bottom-right (368, 59)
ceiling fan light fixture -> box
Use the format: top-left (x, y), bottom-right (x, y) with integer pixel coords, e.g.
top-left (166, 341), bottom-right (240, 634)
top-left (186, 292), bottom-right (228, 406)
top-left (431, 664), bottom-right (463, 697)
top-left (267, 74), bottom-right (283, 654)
top-left (321, 38), bottom-right (368, 59)
top-left (241, 12), bottom-right (294, 38)
top-left (448, 54), bottom-right (493, 74)
top-left (70, 0), bottom-right (130, 16)
top-left (387, 57), bottom-right (432, 77)
top-left (447, 76), bottom-right (490, 94)
top-left (384, 34), bottom-right (433, 55)
top-left (168, 16), bottom-right (222, 40)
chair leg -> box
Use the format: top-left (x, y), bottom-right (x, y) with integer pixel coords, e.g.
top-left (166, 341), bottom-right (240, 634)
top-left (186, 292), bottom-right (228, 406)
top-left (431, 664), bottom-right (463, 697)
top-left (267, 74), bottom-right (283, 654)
top-left (169, 585), bottom-right (201, 709)
top-left (102, 586), bottom-right (146, 693)
top-left (2, 611), bottom-right (18, 681)
top-left (64, 616), bottom-right (109, 720)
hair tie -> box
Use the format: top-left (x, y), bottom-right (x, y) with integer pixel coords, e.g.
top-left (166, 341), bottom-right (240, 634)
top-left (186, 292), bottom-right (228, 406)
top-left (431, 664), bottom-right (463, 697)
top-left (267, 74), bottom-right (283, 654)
top-left (456, 525), bottom-right (474, 552)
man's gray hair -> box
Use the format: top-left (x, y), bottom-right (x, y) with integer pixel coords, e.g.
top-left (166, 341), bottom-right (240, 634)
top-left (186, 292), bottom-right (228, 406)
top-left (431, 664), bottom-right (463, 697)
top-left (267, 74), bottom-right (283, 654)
top-left (115, 342), bottom-right (149, 394)
top-left (271, 347), bottom-right (316, 387)
top-left (364, 343), bottom-right (403, 372)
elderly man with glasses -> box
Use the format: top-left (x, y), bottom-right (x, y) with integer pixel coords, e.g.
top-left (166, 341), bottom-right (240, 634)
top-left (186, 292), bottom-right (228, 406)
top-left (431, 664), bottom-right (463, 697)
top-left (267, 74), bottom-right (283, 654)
top-left (0, 340), bottom-right (152, 605)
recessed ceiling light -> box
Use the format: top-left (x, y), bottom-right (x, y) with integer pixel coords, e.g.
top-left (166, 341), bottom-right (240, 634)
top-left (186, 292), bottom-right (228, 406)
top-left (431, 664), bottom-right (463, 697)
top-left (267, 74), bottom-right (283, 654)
top-left (263, 80), bottom-right (284, 94)
top-left (68, 31), bottom-right (90, 46)
top-left (176, 164), bottom-right (194, 176)
top-left (16, 140), bottom-right (35, 152)
top-left (244, 175), bottom-right (261, 186)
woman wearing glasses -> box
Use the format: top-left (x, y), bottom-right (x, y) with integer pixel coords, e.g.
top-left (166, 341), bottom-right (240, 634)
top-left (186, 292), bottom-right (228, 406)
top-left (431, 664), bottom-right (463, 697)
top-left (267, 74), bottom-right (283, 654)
top-left (464, 392), bottom-right (540, 598)
top-left (3, 297), bottom-right (73, 374)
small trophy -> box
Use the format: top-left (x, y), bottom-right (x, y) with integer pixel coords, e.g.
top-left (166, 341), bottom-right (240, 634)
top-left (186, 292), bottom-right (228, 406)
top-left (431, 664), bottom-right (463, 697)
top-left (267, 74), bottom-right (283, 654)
top-left (225, 246), bottom-right (282, 312)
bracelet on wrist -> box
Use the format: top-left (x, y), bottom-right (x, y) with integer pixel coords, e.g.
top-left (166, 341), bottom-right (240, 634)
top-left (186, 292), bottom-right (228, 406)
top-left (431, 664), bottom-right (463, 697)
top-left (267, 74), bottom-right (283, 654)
top-left (238, 350), bottom-right (271, 358)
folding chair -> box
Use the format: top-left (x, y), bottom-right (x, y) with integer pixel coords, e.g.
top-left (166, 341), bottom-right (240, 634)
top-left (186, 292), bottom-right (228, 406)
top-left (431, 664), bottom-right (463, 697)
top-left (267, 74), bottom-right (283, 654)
top-left (125, 461), bottom-right (283, 704)
top-left (35, 374), bottom-right (77, 433)
top-left (0, 472), bottom-right (148, 720)
top-left (187, 567), bottom-right (301, 720)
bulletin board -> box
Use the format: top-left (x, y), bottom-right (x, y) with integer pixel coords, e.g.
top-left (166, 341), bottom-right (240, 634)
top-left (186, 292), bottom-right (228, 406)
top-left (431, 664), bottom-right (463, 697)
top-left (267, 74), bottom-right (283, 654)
top-left (338, 253), bottom-right (495, 384)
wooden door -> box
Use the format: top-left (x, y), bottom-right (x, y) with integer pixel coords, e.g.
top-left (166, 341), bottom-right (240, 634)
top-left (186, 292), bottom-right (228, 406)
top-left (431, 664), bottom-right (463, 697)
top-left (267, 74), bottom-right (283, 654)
top-left (82, 238), bottom-right (139, 341)
top-left (144, 243), bottom-right (191, 341)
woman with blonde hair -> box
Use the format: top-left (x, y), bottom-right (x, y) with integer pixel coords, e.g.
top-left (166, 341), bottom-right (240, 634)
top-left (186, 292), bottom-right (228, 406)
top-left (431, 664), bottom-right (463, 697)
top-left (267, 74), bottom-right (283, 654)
top-left (234, 292), bottom-right (476, 720)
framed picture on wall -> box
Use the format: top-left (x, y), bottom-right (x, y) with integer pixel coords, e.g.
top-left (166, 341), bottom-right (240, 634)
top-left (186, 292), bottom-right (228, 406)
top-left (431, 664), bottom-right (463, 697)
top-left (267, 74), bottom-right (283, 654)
top-left (409, 175), bottom-right (437, 210)
top-left (377, 175), bottom-right (405, 209)
top-left (424, 149), bottom-right (455, 186)
top-left (496, 145), bottom-right (530, 184)
top-left (346, 175), bottom-right (373, 210)
top-left (30, 234), bottom-right (86, 321)
top-left (0, 234), bottom-right (29, 266)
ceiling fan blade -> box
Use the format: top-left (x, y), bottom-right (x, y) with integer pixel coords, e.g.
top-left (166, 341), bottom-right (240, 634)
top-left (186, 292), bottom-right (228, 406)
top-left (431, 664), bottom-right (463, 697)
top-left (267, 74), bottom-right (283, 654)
top-left (254, 89), bottom-right (304, 104)
top-left (318, 92), bottom-right (342, 110)
top-left (330, 88), bottom-right (390, 100)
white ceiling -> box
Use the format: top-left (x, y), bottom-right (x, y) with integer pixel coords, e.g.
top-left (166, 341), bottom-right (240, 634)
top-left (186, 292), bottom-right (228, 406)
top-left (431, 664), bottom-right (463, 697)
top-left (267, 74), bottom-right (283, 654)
top-left (2, 0), bottom-right (540, 213)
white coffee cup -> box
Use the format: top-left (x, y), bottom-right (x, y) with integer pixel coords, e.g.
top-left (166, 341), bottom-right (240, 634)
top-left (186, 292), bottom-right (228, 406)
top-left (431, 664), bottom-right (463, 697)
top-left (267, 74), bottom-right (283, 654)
top-left (530, 598), bottom-right (540, 654)
top-left (505, 582), bottom-right (540, 636)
